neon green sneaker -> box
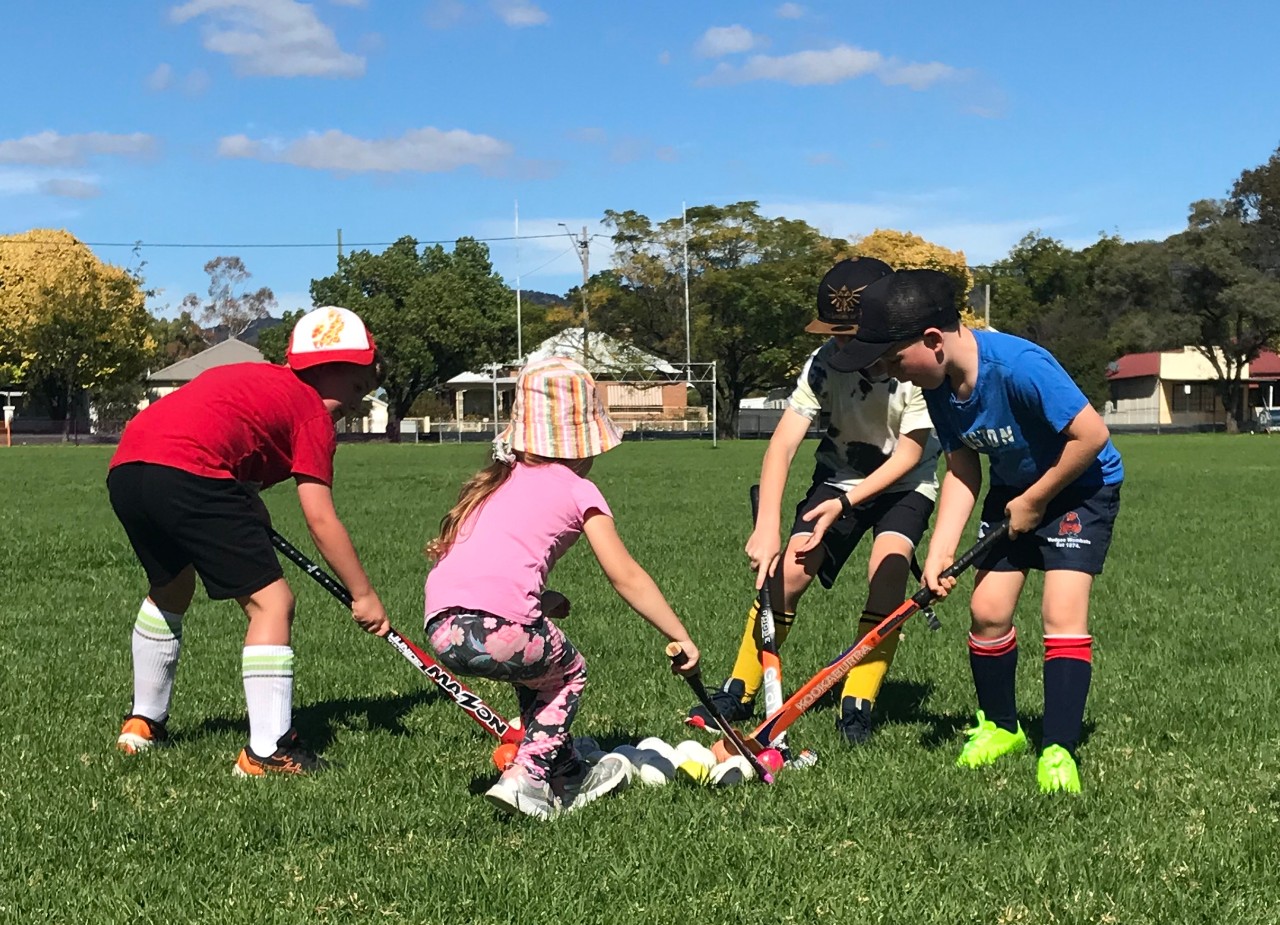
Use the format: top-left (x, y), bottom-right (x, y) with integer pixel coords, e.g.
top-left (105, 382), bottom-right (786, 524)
top-left (1037, 745), bottom-right (1081, 794)
top-left (955, 710), bottom-right (1027, 768)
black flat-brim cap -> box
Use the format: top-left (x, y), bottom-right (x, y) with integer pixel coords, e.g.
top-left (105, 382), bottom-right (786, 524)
top-left (827, 269), bottom-right (959, 373)
top-left (805, 256), bottom-right (893, 335)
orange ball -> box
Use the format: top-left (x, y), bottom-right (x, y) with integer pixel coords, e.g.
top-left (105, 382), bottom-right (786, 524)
top-left (492, 741), bottom-right (519, 771)
top-left (710, 740), bottom-right (732, 764)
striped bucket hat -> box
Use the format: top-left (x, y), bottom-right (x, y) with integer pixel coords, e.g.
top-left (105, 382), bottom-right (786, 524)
top-left (494, 357), bottom-right (622, 462)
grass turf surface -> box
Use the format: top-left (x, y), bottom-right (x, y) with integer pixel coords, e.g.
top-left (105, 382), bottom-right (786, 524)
top-left (1, 435), bottom-right (1278, 923)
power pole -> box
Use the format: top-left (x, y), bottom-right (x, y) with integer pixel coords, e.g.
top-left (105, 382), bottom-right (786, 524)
top-left (560, 223), bottom-right (590, 366)
top-left (337, 228), bottom-right (343, 261)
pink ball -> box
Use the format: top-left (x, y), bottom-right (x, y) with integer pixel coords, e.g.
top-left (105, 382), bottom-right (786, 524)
top-left (757, 748), bottom-right (784, 775)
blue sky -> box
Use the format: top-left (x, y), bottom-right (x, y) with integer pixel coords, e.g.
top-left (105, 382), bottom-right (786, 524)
top-left (4, 1), bottom-right (1280, 317)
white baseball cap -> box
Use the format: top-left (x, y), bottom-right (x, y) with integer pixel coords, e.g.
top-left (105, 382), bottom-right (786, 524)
top-left (286, 306), bottom-right (377, 371)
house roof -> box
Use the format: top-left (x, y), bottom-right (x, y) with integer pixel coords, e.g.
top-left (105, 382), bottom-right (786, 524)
top-left (149, 338), bottom-right (268, 383)
top-left (1250, 348), bottom-right (1280, 377)
top-left (1105, 352), bottom-right (1161, 380)
top-left (205, 315), bottom-right (286, 347)
top-left (446, 328), bottom-right (681, 388)
top-left (525, 327), bottom-right (681, 375)
top-left (1107, 347), bottom-right (1280, 381)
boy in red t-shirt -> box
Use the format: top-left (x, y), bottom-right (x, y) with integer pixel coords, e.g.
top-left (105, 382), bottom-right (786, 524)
top-left (107, 306), bottom-right (389, 776)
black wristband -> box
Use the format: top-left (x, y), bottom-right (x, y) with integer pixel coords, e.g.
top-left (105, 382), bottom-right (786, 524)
top-left (838, 493), bottom-right (854, 517)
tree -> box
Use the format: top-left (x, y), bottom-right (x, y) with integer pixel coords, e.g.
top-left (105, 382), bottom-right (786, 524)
top-left (181, 256), bottom-right (275, 340)
top-left (255, 308), bottom-right (303, 364)
top-left (0, 229), bottom-right (153, 439)
top-left (845, 228), bottom-right (975, 309)
top-left (309, 236), bottom-right (515, 440)
top-left (150, 311), bottom-right (208, 366)
top-left (972, 232), bottom-right (1119, 408)
top-left (1167, 198), bottom-right (1280, 431)
top-left (602, 202), bottom-right (843, 436)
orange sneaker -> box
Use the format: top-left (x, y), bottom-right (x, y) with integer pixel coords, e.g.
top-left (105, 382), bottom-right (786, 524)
top-left (233, 728), bottom-right (327, 777)
top-left (117, 714), bottom-right (168, 755)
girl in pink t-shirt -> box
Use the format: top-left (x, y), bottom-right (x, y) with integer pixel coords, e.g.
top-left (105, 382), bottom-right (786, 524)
top-left (424, 358), bottom-right (700, 819)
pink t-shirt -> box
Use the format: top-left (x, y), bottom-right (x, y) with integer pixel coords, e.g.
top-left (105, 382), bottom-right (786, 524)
top-left (424, 461), bottom-right (612, 625)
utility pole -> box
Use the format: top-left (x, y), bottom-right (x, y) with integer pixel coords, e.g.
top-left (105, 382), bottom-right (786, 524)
top-left (560, 223), bottom-right (590, 366)
top-left (337, 228), bottom-right (343, 261)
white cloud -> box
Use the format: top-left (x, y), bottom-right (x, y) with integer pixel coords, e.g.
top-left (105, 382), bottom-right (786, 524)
top-left (40, 178), bottom-right (102, 199)
top-left (217, 127), bottom-right (514, 173)
top-left (698, 44), bottom-right (957, 89)
top-left (0, 167), bottom-right (102, 201)
top-left (185, 69), bottom-right (212, 95)
top-left (492, 0), bottom-right (547, 27)
top-left (696, 25), bottom-right (761, 58)
top-left (330, 0), bottom-right (366, 6)
top-left (170, 0), bottom-right (365, 78)
top-left (878, 61), bottom-right (959, 91)
top-left (776, 3), bottom-right (804, 18)
top-left (0, 131), bottom-right (157, 166)
top-left (424, 0), bottom-right (465, 29)
top-left (146, 63), bottom-right (174, 91)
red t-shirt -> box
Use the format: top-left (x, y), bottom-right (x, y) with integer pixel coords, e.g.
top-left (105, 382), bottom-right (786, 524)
top-left (110, 363), bottom-right (337, 486)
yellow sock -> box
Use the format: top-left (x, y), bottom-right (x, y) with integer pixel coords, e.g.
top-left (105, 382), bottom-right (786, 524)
top-left (726, 601), bottom-right (796, 702)
top-left (840, 614), bottom-right (900, 705)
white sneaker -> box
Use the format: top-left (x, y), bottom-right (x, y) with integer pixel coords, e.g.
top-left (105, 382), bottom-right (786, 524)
top-left (554, 753), bottom-right (631, 814)
top-left (484, 770), bottom-right (558, 820)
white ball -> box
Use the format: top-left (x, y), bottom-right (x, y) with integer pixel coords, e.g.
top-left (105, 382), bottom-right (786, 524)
top-left (709, 755), bottom-right (754, 787)
top-left (675, 739), bottom-right (717, 770)
top-left (613, 745), bottom-right (671, 787)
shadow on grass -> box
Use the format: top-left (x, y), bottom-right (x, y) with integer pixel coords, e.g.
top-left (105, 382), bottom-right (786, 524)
top-left (182, 688), bottom-right (442, 751)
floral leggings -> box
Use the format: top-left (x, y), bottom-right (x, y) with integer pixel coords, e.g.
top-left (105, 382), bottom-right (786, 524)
top-left (426, 607), bottom-right (586, 782)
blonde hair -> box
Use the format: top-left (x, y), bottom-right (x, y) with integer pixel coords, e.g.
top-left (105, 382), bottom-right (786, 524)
top-left (425, 453), bottom-right (593, 561)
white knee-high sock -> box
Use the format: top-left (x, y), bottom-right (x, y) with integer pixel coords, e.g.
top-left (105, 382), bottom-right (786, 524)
top-left (242, 645), bottom-right (293, 756)
top-left (131, 599), bottom-right (183, 721)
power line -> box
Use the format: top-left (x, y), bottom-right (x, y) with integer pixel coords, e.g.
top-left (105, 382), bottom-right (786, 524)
top-left (0, 232), bottom-right (579, 249)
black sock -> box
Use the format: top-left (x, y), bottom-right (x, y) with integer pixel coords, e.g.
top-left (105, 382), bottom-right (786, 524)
top-left (1042, 636), bottom-right (1093, 753)
top-left (968, 629), bottom-right (1018, 733)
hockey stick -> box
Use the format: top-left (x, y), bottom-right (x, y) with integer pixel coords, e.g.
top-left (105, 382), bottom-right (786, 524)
top-left (749, 484), bottom-right (785, 733)
top-left (737, 521), bottom-right (1010, 752)
top-left (667, 643), bottom-right (774, 783)
top-left (270, 530), bottom-right (522, 745)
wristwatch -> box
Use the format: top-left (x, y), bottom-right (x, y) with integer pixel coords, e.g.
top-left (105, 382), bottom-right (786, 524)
top-left (838, 493), bottom-right (854, 517)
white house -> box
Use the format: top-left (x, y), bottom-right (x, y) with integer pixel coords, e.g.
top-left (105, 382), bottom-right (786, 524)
top-left (444, 328), bottom-right (699, 426)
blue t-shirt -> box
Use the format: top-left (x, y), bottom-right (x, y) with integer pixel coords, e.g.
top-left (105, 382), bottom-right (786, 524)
top-left (923, 329), bottom-right (1124, 489)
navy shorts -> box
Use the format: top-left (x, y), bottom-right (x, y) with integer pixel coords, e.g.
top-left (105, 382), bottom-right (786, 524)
top-left (977, 482), bottom-right (1121, 575)
top-left (791, 483), bottom-right (935, 589)
top-left (107, 462), bottom-right (283, 600)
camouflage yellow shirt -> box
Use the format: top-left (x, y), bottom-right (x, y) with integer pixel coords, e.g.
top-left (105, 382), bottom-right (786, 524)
top-left (788, 339), bottom-right (940, 499)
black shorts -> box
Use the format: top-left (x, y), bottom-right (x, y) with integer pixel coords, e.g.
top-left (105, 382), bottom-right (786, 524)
top-left (790, 483), bottom-right (935, 589)
top-left (977, 482), bottom-right (1121, 575)
top-left (107, 463), bottom-right (283, 600)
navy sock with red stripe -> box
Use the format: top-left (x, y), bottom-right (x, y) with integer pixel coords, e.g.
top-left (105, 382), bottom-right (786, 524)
top-left (1042, 635), bottom-right (1092, 754)
top-left (968, 628), bottom-right (1018, 733)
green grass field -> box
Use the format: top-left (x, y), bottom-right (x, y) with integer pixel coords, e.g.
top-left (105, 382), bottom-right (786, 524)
top-left (2, 436), bottom-right (1279, 924)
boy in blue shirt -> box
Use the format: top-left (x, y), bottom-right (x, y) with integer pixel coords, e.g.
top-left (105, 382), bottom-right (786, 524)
top-left (828, 269), bottom-right (1123, 793)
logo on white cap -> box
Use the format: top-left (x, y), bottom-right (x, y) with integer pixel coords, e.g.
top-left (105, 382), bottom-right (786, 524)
top-left (286, 306), bottom-right (375, 370)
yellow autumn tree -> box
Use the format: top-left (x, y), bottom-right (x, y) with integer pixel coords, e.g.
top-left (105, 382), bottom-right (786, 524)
top-left (0, 229), bottom-right (154, 436)
top-left (842, 229), bottom-right (985, 327)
